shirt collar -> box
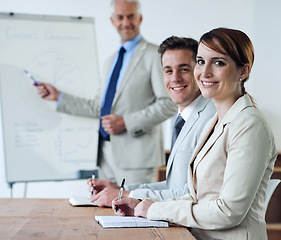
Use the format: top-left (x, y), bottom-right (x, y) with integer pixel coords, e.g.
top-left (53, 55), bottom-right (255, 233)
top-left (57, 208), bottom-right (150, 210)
top-left (120, 34), bottom-right (142, 53)
top-left (179, 95), bottom-right (202, 122)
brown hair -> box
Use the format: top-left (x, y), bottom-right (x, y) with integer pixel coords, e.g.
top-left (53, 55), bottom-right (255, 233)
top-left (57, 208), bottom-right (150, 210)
top-left (158, 36), bottom-right (198, 63)
top-left (199, 27), bottom-right (254, 97)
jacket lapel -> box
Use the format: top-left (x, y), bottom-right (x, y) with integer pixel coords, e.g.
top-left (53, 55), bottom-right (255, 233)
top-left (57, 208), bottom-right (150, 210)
top-left (166, 97), bottom-right (211, 176)
top-left (188, 114), bottom-right (217, 163)
top-left (193, 119), bottom-right (224, 172)
top-left (112, 38), bottom-right (147, 107)
top-left (166, 112), bottom-right (199, 176)
top-left (189, 94), bottom-right (254, 189)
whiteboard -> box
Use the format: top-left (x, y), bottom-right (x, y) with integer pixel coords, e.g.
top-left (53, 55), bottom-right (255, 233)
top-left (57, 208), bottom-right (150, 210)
top-left (0, 12), bottom-right (100, 183)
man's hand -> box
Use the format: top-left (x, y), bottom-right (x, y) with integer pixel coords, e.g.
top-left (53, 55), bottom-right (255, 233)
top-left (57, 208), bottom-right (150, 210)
top-left (87, 178), bottom-right (119, 195)
top-left (101, 114), bottom-right (126, 135)
top-left (134, 199), bottom-right (154, 218)
top-left (86, 178), bottom-right (130, 207)
top-left (36, 82), bottom-right (60, 101)
top-left (112, 197), bottom-right (141, 216)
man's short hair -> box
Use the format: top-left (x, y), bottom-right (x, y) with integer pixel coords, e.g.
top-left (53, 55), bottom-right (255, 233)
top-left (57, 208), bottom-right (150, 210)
top-left (158, 36), bottom-right (198, 62)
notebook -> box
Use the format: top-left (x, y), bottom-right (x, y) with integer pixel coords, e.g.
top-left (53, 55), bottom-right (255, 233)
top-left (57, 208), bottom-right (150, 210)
top-left (95, 215), bottom-right (169, 228)
top-left (69, 196), bottom-right (98, 207)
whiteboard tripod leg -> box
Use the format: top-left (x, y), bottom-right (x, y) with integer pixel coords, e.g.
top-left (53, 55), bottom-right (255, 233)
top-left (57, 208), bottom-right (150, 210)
top-left (10, 185), bottom-right (13, 198)
top-left (24, 182), bottom-right (28, 198)
top-left (9, 182), bottom-right (14, 198)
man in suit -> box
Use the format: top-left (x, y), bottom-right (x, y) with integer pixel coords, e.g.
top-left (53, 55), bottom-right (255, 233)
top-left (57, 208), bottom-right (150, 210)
top-left (36, 0), bottom-right (177, 185)
top-left (87, 36), bottom-right (216, 207)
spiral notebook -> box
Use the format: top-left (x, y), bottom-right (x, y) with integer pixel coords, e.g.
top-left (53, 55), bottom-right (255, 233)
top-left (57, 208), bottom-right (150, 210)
top-left (95, 215), bottom-right (169, 228)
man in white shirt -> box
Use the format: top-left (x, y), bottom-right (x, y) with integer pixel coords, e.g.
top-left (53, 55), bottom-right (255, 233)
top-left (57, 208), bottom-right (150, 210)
top-left (87, 36), bottom-right (216, 207)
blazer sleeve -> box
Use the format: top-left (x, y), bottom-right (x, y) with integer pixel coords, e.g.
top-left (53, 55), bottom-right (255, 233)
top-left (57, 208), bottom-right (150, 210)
top-left (127, 181), bottom-right (167, 198)
top-left (128, 182), bottom-right (190, 200)
top-left (123, 44), bottom-right (177, 137)
top-left (147, 110), bottom-right (277, 230)
top-left (57, 91), bottom-right (101, 118)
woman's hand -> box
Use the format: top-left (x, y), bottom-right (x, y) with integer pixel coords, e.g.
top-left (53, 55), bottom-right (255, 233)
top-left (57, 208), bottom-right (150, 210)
top-left (134, 199), bottom-right (154, 218)
top-left (112, 197), bottom-right (141, 216)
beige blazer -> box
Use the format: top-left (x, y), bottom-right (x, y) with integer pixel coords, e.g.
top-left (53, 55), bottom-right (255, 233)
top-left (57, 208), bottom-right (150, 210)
top-left (58, 37), bottom-right (177, 169)
top-left (147, 94), bottom-right (277, 240)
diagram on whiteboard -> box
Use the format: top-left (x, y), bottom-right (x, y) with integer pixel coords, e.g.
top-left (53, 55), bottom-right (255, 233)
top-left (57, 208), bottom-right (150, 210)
top-left (55, 126), bottom-right (96, 164)
top-left (20, 51), bottom-right (86, 120)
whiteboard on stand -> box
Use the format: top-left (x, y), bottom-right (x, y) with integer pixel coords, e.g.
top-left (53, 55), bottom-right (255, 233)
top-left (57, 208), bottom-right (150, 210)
top-left (0, 12), bottom-right (100, 183)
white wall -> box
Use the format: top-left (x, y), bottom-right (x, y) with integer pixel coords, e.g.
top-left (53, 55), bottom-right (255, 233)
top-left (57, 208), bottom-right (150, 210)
top-left (0, 0), bottom-right (280, 198)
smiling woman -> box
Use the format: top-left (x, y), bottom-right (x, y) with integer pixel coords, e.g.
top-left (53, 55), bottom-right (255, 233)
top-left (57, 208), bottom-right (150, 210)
top-left (113, 27), bottom-right (278, 240)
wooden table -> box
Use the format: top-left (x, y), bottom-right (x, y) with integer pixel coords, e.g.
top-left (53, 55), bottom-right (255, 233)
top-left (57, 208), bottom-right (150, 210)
top-left (0, 198), bottom-right (195, 240)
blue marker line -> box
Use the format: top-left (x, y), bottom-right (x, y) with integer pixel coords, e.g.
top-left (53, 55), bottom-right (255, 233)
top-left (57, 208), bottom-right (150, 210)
top-left (23, 69), bottom-right (40, 86)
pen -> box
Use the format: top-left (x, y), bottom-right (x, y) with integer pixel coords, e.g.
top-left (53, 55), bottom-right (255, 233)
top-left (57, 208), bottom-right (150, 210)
top-left (23, 69), bottom-right (40, 86)
top-left (91, 173), bottom-right (95, 195)
top-left (115, 178), bottom-right (125, 212)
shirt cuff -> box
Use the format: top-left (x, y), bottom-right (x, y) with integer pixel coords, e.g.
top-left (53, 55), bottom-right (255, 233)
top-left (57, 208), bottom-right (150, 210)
top-left (57, 92), bottom-right (63, 106)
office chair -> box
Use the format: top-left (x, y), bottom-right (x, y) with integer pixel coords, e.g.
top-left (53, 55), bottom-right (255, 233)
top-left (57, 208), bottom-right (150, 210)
top-left (265, 179), bottom-right (281, 211)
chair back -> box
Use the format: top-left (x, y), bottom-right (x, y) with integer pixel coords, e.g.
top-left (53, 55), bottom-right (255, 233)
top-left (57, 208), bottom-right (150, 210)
top-left (265, 179), bottom-right (281, 211)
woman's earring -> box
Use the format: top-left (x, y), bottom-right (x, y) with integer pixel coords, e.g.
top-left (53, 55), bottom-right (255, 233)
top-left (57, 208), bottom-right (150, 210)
top-left (240, 78), bottom-right (243, 82)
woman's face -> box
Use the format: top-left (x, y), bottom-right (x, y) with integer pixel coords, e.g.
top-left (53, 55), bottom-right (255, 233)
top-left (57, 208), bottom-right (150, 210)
top-left (194, 42), bottom-right (243, 105)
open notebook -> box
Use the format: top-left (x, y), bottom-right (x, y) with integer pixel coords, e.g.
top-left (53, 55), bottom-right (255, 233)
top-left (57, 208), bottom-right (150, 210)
top-left (95, 215), bottom-right (169, 228)
top-left (69, 196), bottom-right (98, 207)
